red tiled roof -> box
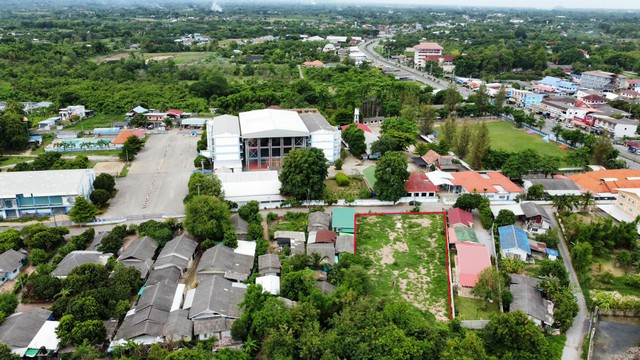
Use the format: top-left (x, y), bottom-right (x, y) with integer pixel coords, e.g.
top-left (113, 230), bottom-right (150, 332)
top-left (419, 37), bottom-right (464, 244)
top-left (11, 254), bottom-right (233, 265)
top-left (627, 79), bottom-right (640, 85)
top-left (569, 169), bottom-right (640, 194)
top-left (340, 123), bottom-right (373, 133)
top-left (421, 150), bottom-right (441, 165)
top-left (442, 55), bottom-right (455, 62)
top-left (405, 172), bottom-right (439, 193)
top-left (447, 208), bottom-right (474, 227)
top-left (166, 109), bottom-right (184, 116)
top-left (303, 60), bottom-right (325, 67)
top-left (315, 230), bottom-right (337, 243)
top-left (582, 94), bottom-right (606, 102)
top-left (112, 129), bottom-right (145, 145)
top-left (620, 90), bottom-right (640, 98)
top-left (455, 242), bottom-right (491, 287)
top-left (423, 55), bottom-right (441, 62)
top-left (450, 171), bottom-right (524, 194)
top-left (414, 42), bottom-right (444, 51)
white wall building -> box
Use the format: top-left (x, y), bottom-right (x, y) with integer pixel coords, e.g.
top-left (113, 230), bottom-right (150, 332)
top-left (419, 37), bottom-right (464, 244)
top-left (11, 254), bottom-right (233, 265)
top-left (205, 115), bottom-right (242, 172)
top-left (300, 113), bottom-right (341, 163)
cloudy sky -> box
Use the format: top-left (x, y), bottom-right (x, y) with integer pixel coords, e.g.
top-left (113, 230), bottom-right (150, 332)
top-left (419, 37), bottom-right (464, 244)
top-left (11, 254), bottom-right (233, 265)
top-left (307, 0), bottom-right (640, 10)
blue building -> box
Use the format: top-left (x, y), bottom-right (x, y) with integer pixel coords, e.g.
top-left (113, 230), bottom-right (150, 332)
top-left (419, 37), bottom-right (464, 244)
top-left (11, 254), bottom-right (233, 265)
top-left (537, 76), bottom-right (578, 95)
top-left (498, 225), bottom-right (531, 261)
top-left (0, 169), bottom-right (95, 219)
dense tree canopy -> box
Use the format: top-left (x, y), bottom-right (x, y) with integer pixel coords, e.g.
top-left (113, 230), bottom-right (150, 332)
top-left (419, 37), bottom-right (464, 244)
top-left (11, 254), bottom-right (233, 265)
top-left (279, 148), bottom-right (329, 201)
top-left (374, 151), bottom-right (409, 202)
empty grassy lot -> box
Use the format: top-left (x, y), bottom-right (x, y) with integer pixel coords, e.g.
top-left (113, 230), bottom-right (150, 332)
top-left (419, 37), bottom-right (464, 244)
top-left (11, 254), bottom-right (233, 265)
top-left (355, 213), bottom-right (449, 320)
top-left (464, 121), bottom-right (572, 158)
top-left (454, 295), bottom-right (500, 320)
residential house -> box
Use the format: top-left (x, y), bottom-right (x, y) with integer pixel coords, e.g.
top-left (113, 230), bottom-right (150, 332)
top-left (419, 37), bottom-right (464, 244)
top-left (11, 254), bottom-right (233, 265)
top-left (523, 177), bottom-right (582, 197)
top-left (332, 208), bottom-right (356, 234)
top-left (413, 42), bottom-right (444, 69)
top-left (59, 105), bottom-right (87, 121)
top-left (581, 71), bottom-right (628, 91)
top-left (335, 234), bottom-right (355, 254)
top-left (421, 150), bottom-right (442, 167)
top-left (0, 169), bottom-right (95, 219)
top-left (597, 188), bottom-right (640, 233)
top-left (455, 242), bottom-right (491, 288)
top-left (588, 114), bottom-right (637, 139)
top-left (447, 208), bottom-right (474, 227)
top-left (509, 274), bottom-right (554, 326)
top-left (51, 251), bottom-right (112, 278)
top-left (38, 117), bottom-right (61, 129)
top-left (619, 90), bottom-right (640, 100)
top-left (306, 243), bottom-right (336, 265)
top-left (231, 214), bottom-right (249, 240)
top-left (403, 172), bottom-right (439, 202)
top-left (111, 129), bottom-right (146, 146)
top-left (255, 275), bottom-right (280, 295)
top-left (117, 236), bottom-right (158, 279)
top-left (308, 230), bottom-right (337, 244)
top-left (153, 234), bottom-right (198, 274)
top-left (520, 202), bottom-right (552, 236)
top-left (435, 156), bottom-right (459, 172)
top-left (510, 89), bottom-right (545, 108)
top-left (0, 308), bottom-right (60, 357)
top-left (274, 231), bottom-right (306, 252)
top-left (197, 244), bottom-right (254, 282)
top-left (147, 267), bottom-right (181, 286)
top-left (427, 170), bottom-right (524, 201)
top-left (186, 276), bottom-right (246, 340)
top-left (498, 225), bottom-right (531, 261)
top-left (569, 169), bottom-right (640, 200)
top-left (162, 309), bottom-right (194, 342)
top-left (307, 212), bottom-right (331, 232)
top-left (166, 109), bottom-right (185, 119)
top-left (258, 254), bottom-right (280, 276)
top-left (126, 106), bottom-right (148, 117)
top-left (144, 113), bottom-right (168, 128)
top-left (0, 250), bottom-right (26, 285)
top-left (448, 225), bottom-right (479, 246)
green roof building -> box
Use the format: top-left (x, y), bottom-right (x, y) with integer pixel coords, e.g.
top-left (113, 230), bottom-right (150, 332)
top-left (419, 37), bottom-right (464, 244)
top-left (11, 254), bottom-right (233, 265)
top-left (452, 226), bottom-right (478, 244)
top-left (332, 208), bottom-right (356, 234)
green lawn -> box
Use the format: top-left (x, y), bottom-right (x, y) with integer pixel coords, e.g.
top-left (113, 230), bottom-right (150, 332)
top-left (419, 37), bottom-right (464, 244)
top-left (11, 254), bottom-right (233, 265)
top-left (464, 121), bottom-right (572, 158)
top-left (362, 166), bottom-right (376, 189)
top-left (356, 214), bottom-right (449, 320)
top-left (325, 175), bottom-right (369, 199)
top-left (454, 295), bottom-right (500, 320)
top-left (546, 334), bottom-right (567, 360)
top-left (64, 114), bottom-right (123, 131)
top-left (0, 156), bottom-right (35, 167)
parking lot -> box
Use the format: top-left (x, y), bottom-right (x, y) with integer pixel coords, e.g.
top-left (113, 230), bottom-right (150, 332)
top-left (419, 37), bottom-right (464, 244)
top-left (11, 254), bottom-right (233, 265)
top-left (105, 130), bottom-right (198, 218)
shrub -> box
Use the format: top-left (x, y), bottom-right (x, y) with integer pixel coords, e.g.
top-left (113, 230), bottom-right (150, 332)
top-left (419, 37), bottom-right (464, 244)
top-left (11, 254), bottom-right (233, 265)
top-left (266, 212), bottom-right (279, 224)
top-left (239, 201), bottom-right (260, 223)
top-left (89, 189), bottom-right (111, 207)
top-left (335, 173), bottom-right (350, 187)
top-left (93, 173), bottom-right (116, 194)
top-left (29, 248), bottom-right (48, 265)
top-left (334, 159), bottom-right (343, 170)
top-left (248, 223), bottom-right (264, 240)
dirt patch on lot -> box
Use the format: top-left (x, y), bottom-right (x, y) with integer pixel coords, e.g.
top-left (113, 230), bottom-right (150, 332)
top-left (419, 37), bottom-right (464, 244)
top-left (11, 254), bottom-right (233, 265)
top-left (378, 245), bottom-right (395, 265)
top-left (145, 55), bottom-right (175, 64)
top-left (99, 53), bottom-right (130, 63)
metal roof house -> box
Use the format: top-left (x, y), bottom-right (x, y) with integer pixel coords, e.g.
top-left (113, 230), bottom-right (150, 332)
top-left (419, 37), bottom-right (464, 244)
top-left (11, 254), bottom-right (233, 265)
top-left (307, 212), bottom-right (331, 232)
top-left (306, 243), bottom-right (336, 265)
top-left (117, 236), bottom-right (159, 279)
top-left (0, 308), bottom-right (59, 357)
top-left (509, 274), bottom-right (554, 326)
top-left (299, 112), bottom-right (341, 163)
top-left (332, 208), bottom-right (356, 234)
top-left (51, 251), bottom-right (112, 278)
top-left (0, 250), bottom-right (26, 285)
top-left (258, 254), bottom-right (281, 276)
top-left (218, 170), bottom-right (284, 206)
top-left (447, 208), bottom-right (474, 227)
top-left (454, 242), bottom-right (491, 288)
top-left (499, 225), bottom-right (531, 261)
top-left (0, 169), bottom-right (95, 220)
top-left (197, 244), bottom-right (254, 282)
top-left (204, 115), bottom-right (242, 172)
top-left (336, 235), bottom-right (355, 254)
top-left (256, 274), bottom-right (280, 295)
top-left (153, 234), bottom-right (197, 274)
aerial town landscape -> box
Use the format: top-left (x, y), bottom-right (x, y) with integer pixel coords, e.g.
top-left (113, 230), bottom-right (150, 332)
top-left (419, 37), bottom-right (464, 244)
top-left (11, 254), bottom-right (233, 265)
top-left (0, 0), bottom-right (639, 359)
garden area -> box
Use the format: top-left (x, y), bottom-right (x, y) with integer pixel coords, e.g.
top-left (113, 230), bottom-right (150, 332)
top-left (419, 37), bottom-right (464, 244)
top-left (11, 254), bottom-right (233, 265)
top-left (454, 295), bottom-right (500, 320)
top-left (466, 121), bottom-right (571, 158)
top-left (324, 174), bottom-right (370, 201)
top-left (355, 213), bottom-right (450, 320)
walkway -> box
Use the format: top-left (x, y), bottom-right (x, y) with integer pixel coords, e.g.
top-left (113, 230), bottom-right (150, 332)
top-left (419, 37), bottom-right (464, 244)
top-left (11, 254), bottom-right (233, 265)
top-left (543, 205), bottom-right (590, 360)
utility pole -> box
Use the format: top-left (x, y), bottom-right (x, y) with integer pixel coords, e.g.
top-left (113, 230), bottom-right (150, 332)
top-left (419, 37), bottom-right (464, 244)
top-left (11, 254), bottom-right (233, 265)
top-left (126, 149), bottom-right (129, 164)
top-left (197, 183), bottom-right (201, 196)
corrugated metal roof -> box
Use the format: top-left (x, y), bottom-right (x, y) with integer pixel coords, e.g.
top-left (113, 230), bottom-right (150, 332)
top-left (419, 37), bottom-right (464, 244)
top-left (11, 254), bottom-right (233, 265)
top-left (239, 109), bottom-right (309, 138)
top-left (299, 113), bottom-right (336, 132)
top-left (209, 115), bottom-right (240, 135)
top-left (498, 225), bottom-right (531, 254)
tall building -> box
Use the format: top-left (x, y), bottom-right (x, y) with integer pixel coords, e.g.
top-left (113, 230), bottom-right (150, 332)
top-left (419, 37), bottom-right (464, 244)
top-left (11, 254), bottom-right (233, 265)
top-left (580, 71), bottom-right (628, 91)
top-left (413, 42), bottom-right (443, 69)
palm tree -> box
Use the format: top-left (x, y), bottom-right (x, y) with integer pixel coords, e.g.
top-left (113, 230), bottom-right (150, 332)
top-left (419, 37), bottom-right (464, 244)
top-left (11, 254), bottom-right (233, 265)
top-left (243, 336), bottom-right (259, 355)
top-left (551, 194), bottom-right (579, 215)
top-left (580, 192), bottom-right (595, 213)
top-left (308, 252), bottom-right (328, 269)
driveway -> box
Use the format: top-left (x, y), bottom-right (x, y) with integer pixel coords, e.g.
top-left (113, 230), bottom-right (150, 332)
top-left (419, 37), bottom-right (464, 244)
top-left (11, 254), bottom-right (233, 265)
top-left (543, 205), bottom-right (590, 360)
top-left (105, 130), bottom-right (197, 218)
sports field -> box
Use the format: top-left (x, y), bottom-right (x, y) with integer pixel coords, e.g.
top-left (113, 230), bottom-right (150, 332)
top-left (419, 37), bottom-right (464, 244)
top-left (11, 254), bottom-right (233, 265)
top-left (355, 213), bottom-right (450, 321)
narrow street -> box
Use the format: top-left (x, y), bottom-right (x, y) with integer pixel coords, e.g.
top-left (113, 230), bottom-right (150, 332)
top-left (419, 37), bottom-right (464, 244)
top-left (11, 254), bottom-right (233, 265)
top-left (543, 205), bottom-right (590, 360)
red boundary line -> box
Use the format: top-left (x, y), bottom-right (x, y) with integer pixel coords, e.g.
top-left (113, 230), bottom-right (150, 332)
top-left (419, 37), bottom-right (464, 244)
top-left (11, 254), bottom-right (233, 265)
top-left (353, 211), bottom-right (452, 320)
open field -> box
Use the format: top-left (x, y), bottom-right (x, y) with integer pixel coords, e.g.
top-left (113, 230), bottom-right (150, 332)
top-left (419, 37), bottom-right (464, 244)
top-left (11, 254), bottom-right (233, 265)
top-left (325, 175), bottom-right (369, 199)
top-left (0, 156), bottom-right (35, 168)
top-left (464, 121), bottom-right (572, 158)
top-left (454, 295), bottom-right (500, 320)
top-left (355, 213), bottom-right (450, 321)
top-left (64, 114), bottom-right (123, 131)
top-left (94, 51), bottom-right (226, 66)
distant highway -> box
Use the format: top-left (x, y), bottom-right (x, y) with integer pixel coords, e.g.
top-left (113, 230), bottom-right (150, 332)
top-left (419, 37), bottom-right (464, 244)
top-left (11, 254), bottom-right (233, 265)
top-left (359, 38), bottom-right (474, 99)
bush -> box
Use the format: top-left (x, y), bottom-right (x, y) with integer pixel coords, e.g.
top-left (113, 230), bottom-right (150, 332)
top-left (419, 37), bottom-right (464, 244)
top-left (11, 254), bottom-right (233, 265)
top-left (137, 220), bottom-right (174, 246)
top-left (193, 155), bottom-right (211, 169)
top-left (89, 189), bottom-right (111, 207)
top-left (223, 230), bottom-right (238, 249)
top-left (334, 159), bottom-right (343, 170)
top-left (335, 173), bottom-right (350, 187)
top-left (266, 212), bottom-right (279, 224)
top-left (93, 173), bottom-right (115, 194)
top-left (239, 201), bottom-right (261, 223)
top-left (29, 248), bottom-right (48, 265)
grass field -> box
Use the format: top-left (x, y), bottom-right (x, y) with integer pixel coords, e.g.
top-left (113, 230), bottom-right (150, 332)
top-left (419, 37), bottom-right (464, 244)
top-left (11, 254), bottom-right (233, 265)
top-left (465, 121), bottom-right (572, 158)
top-left (454, 295), bottom-right (500, 320)
top-left (94, 51), bottom-right (226, 66)
top-left (546, 334), bottom-right (567, 360)
top-left (363, 166), bottom-right (376, 189)
top-left (325, 176), bottom-right (369, 199)
top-left (355, 213), bottom-right (449, 320)
top-left (64, 114), bottom-right (123, 131)
top-left (0, 156), bottom-right (35, 168)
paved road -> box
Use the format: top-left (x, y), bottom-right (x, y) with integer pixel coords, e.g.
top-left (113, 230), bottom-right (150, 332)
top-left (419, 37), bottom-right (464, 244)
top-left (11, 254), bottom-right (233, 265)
top-left (106, 130), bottom-right (197, 218)
top-left (543, 205), bottom-right (590, 360)
top-left (359, 39), bottom-right (474, 98)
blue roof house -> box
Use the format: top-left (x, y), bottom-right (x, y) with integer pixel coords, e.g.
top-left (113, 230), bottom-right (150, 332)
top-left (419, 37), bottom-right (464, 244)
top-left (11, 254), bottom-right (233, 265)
top-left (538, 76), bottom-right (578, 94)
top-left (499, 225), bottom-right (531, 261)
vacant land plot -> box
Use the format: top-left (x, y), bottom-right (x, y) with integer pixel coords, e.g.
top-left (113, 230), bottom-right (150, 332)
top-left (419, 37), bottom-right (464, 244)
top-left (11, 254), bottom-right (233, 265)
top-left (65, 114), bottom-right (123, 131)
top-left (325, 176), bottom-right (369, 199)
top-left (355, 213), bottom-right (449, 320)
top-left (464, 121), bottom-right (571, 158)
top-left (454, 295), bottom-right (500, 320)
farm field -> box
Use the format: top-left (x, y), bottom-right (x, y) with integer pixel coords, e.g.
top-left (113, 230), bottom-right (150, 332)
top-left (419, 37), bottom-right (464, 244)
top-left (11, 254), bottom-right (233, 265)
top-left (355, 213), bottom-right (450, 320)
top-left (464, 121), bottom-right (572, 158)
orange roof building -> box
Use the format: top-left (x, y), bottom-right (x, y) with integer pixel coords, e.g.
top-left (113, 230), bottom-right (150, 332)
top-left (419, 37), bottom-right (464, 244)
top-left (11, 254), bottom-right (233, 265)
top-left (421, 150), bottom-right (442, 165)
top-left (303, 60), bottom-right (325, 68)
top-left (112, 129), bottom-right (146, 145)
top-left (569, 169), bottom-right (640, 198)
top-left (451, 171), bottom-right (523, 200)
top-left (455, 242), bottom-right (492, 288)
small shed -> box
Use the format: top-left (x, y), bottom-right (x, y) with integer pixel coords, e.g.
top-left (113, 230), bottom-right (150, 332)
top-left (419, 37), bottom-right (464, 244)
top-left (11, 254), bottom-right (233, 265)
top-left (258, 254), bottom-right (281, 276)
top-left (332, 208), bottom-right (356, 234)
top-left (308, 212), bottom-right (331, 232)
top-left (306, 243), bottom-right (336, 265)
top-left (309, 230), bottom-right (337, 244)
top-left (335, 235), bottom-right (355, 254)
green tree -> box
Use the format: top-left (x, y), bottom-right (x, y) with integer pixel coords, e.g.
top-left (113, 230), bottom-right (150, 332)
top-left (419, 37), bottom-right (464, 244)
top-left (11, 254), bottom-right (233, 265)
top-left (279, 148), bottom-right (329, 201)
top-left (494, 85), bottom-right (506, 114)
top-left (444, 85), bottom-right (462, 114)
top-left (374, 152), bottom-right (409, 202)
top-left (482, 311), bottom-right (551, 360)
top-left (0, 230), bottom-right (22, 252)
top-left (0, 343), bottom-right (20, 360)
top-left (370, 136), bottom-right (401, 155)
top-left (119, 135), bottom-right (145, 161)
top-left (0, 293), bottom-right (18, 318)
top-left (185, 172), bottom-right (223, 202)
top-left (419, 104), bottom-right (438, 134)
top-left (495, 209), bottom-right (516, 227)
top-left (469, 121), bottom-right (490, 169)
top-left (342, 124), bottom-right (366, 156)
top-left (441, 332), bottom-right (489, 360)
top-left (184, 195), bottom-right (232, 241)
top-left (453, 193), bottom-right (488, 211)
top-left (29, 248), bottom-right (47, 265)
top-left (93, 173), bottom-right (115, 194)
top-left (68, 196), bottom-right (99, 224)
top-left (89, 189), bottom-right (111, 207)
top-left (0, 108), bottom-right (28, 154)
top-left (223, 230), bottom-right (238, 249)
top-left (527, 183), bottom-right (545, 200)
top-left (238, 201), bottom-right (260, 223)
top-left (572, 242), bottom-right (593, 273)
top-left (440, 115), bottom-right (458, 147)
top-left (472, 268), bottom-right (502, 308)
top-left (70, 320), bottom-right (106, 345)
top-left (456, 121), bottom-right (473, 159)
top-left (26, 274), bottom-right (61, 301)
top-left (193, 155), bottom-right (211, 170)
top-left (475, 85), bottom-right (490, 116)
top-left (380, 118), bottom-right (419, 150)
